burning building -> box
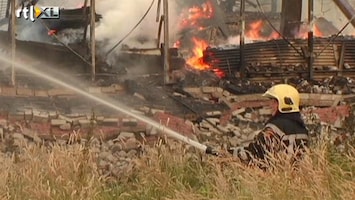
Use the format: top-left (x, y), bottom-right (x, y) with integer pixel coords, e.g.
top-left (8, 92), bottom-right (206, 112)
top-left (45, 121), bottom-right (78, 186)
top-left (0, 0), bottom-right (354, 162)
top-left (174, 0), bottom-right (355, 82)
top-left (0, 0), bottom-right (109, 84)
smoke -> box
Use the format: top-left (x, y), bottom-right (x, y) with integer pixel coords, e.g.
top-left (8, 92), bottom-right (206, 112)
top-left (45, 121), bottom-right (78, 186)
top-left (15, 0), bottom-right (85, 42)
top-left (95, 0), bottom-right (181, 54)
top-left (37, 0), bottom-right (84, 8)
top-left (301, 0), bottom-right (355, 35)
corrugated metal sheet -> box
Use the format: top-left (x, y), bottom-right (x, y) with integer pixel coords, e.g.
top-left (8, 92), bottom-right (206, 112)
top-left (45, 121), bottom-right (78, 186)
top-left (203, 36), bottom-right (355, 79)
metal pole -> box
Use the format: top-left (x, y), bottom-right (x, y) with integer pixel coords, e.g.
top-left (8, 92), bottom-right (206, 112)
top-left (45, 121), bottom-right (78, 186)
top-left (308, 0), bottom-right (314, 80)
top-left (10, 0), bottom-right (16, 86)
top-left (239, 0), bottom-right (245, 78)
top-left (90, 0), bottom-right (96, 81)
top-left (163, 0), bottom-right (171, 84)
top-left (333, 0), bottom-right (355, 28)
top-left (6, 0), bottom-right (10, 18)
top-left (271, 0), bottom-right (277, 13)
top-left (82, 0), bottom-right (88, 44)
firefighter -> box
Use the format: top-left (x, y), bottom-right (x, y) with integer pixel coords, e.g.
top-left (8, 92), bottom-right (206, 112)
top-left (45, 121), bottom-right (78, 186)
top-left (231, 84), bottom-right (309, 167)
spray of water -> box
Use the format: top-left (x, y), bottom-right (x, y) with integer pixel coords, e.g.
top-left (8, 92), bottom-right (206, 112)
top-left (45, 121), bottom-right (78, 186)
top-left (0, 54), bottom-right (213, 154)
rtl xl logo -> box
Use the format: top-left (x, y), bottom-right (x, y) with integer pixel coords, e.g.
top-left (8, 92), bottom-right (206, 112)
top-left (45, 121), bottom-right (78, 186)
top-left (15, 5), bottom-right (60, 22)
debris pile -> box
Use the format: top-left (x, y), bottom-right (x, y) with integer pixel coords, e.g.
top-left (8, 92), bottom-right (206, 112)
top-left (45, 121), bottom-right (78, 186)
top-left (0, 66), bottom-right (354, 179)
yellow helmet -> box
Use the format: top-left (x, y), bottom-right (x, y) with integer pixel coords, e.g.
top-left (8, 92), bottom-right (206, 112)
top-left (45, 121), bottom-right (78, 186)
top-left (262, 84), bottom-right (300, 113)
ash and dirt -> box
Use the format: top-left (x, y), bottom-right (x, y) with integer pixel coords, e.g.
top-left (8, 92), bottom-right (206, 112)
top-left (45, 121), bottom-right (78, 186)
top-left (0, 63), bottom-right (355, 178)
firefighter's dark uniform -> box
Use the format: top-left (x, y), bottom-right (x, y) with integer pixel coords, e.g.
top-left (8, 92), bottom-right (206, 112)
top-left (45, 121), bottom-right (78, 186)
top-left (233, 84), bottom-right (309, 166)
top-left (241, 112), bottom-right (309, 163)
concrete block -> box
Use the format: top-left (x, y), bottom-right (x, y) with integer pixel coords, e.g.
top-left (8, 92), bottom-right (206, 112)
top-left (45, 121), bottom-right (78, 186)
top-left (211, 92), bottom-right (223, 98)
top-left (0, 119), bottom-right (7, 126)
top-left (8, 112), bottom-right (24, 121)
top-left (129, 109), bottom-right (145, 115)
top-left (32, 110), bottom-right (49, 122)
top-left (118, 131), bottom-right (135, 139)
top-left (49, 111), bottom-right (58, 119)
top-left (101, 86), bottom-right (116, 93)
top-left (226, 95), bottom-right (238, 102)
top-left (48, 88), bottom-right (75, 96)
top-left (206, 111), bottom-right (222, 116)
top-left (133, 92), bottom-right (146, 100)
top-left (102, 118), bottom-right (118, 126)
top-left (151, 108), bottom-right (165, 115)
top-left (139, 106), bottom-right (151, 113)
top-left (201, 86), bottom-right (216, 93)
top-left (112, 84), bottom-right (124, 91)
top-left (205, 118), bottom-right (220, 125)
top-left (1, 87), bottom-right (16, 96)
top-left (17, 88), bottom-right (34, 96)
top-left (172, 92), bottom-right (186, 97)
top-left (50, 119), bottom-right (66, 126)
top-left (59, 123), bottom-right (72, 131)
top-left (88, 87), bottom-right (102, 93)
top-left (232, 107), bottom-right (246, 116)
top-left (34, 89), bottom-right (49, 97)
top-left (222, 90), bottom-right (231, 97)
top-left (244, 113), bottom-right (252, 119)
top-left (24, 110), bottom-right (33, 120)
top-left (122, 118), bottom-right (138, 127)
top-left (79, 119), bottom-right (91, 128)
top-left (96, 116), bottom-right (104, 122)
top-left (216, 87), bottom-right (224, 93)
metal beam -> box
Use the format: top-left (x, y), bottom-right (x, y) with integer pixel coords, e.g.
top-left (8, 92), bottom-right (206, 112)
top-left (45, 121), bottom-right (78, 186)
top-left (10, 0), bottom-right (15, 86)
top-left (308, 0), bottom-right (314, 80)
top-left (6, 0), bottom-right (10, 18)
top-left (163, 0), bottom-right (171, 84)
top-left (333, 0), bottom-right (355, 28)
top-left (90, 0), bottom-right (96, 81)
top-left (239, 0), bottom-right (245, 78)
top-left (82, 0), bottom-right (88, 44)
top-left (280, 0), bottom-right (302, 38)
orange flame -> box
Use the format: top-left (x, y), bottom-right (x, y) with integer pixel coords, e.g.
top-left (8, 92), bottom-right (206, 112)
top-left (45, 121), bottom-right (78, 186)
top-left (297, 25), bottom-right (324, 39)
top-left (246, 20), bottom-right (326, 41)
top-left (314, 25), bottom-right (323, 37)
top-left (186, 37), bottom-right (210, 71)
top-left (173, 40), bottom-right (181, 48)
top-left (180, 0), bottom-right (214, 30)
top-left (246, 20), bottom-right (280, 41)
top-left (186, 37), bottom-right (225, 78)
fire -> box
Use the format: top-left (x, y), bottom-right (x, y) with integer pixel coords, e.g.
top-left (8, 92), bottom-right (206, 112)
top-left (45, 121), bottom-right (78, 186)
top-left (314, 25), bottom-right (323, 37)
top-left (246, 20), bottom-right (264, 39)
top-left (246, 20), bottom-right (280, 41)
top-left (246, 20), bottom-right (325, 41)
top-left (178, 1), bottom-right (224, 78)
top-left (179, 0), bottom-right (214, 30)
top-left (297, 24), bottom-right (324, 39)
top-left (186, 37), bottom-right (210, 71)
top-left (186, 37), bottom-right (225, 78)
top-left (173, 40), bottom-right (181, 48)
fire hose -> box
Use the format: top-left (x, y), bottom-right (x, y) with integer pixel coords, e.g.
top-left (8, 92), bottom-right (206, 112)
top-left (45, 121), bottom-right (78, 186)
top-left (0, 54), bottom-right (220, 156)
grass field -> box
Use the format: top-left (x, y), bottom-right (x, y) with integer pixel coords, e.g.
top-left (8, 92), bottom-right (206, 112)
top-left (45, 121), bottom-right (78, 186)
top-left (0, 138), bottom-right (353, 200)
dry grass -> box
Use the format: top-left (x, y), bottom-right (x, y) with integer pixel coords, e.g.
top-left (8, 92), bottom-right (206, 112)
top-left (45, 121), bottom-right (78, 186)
top-left (0, 138), bottom-right (353, 200)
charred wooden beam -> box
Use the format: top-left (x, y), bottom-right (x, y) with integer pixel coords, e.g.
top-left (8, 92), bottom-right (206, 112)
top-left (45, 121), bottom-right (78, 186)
top-left (280, 0), bottom-right (302, 38)
top-left (308, 0), bottom-right (314, 80)
top-left (239, 0), bottom-right (246, 78)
